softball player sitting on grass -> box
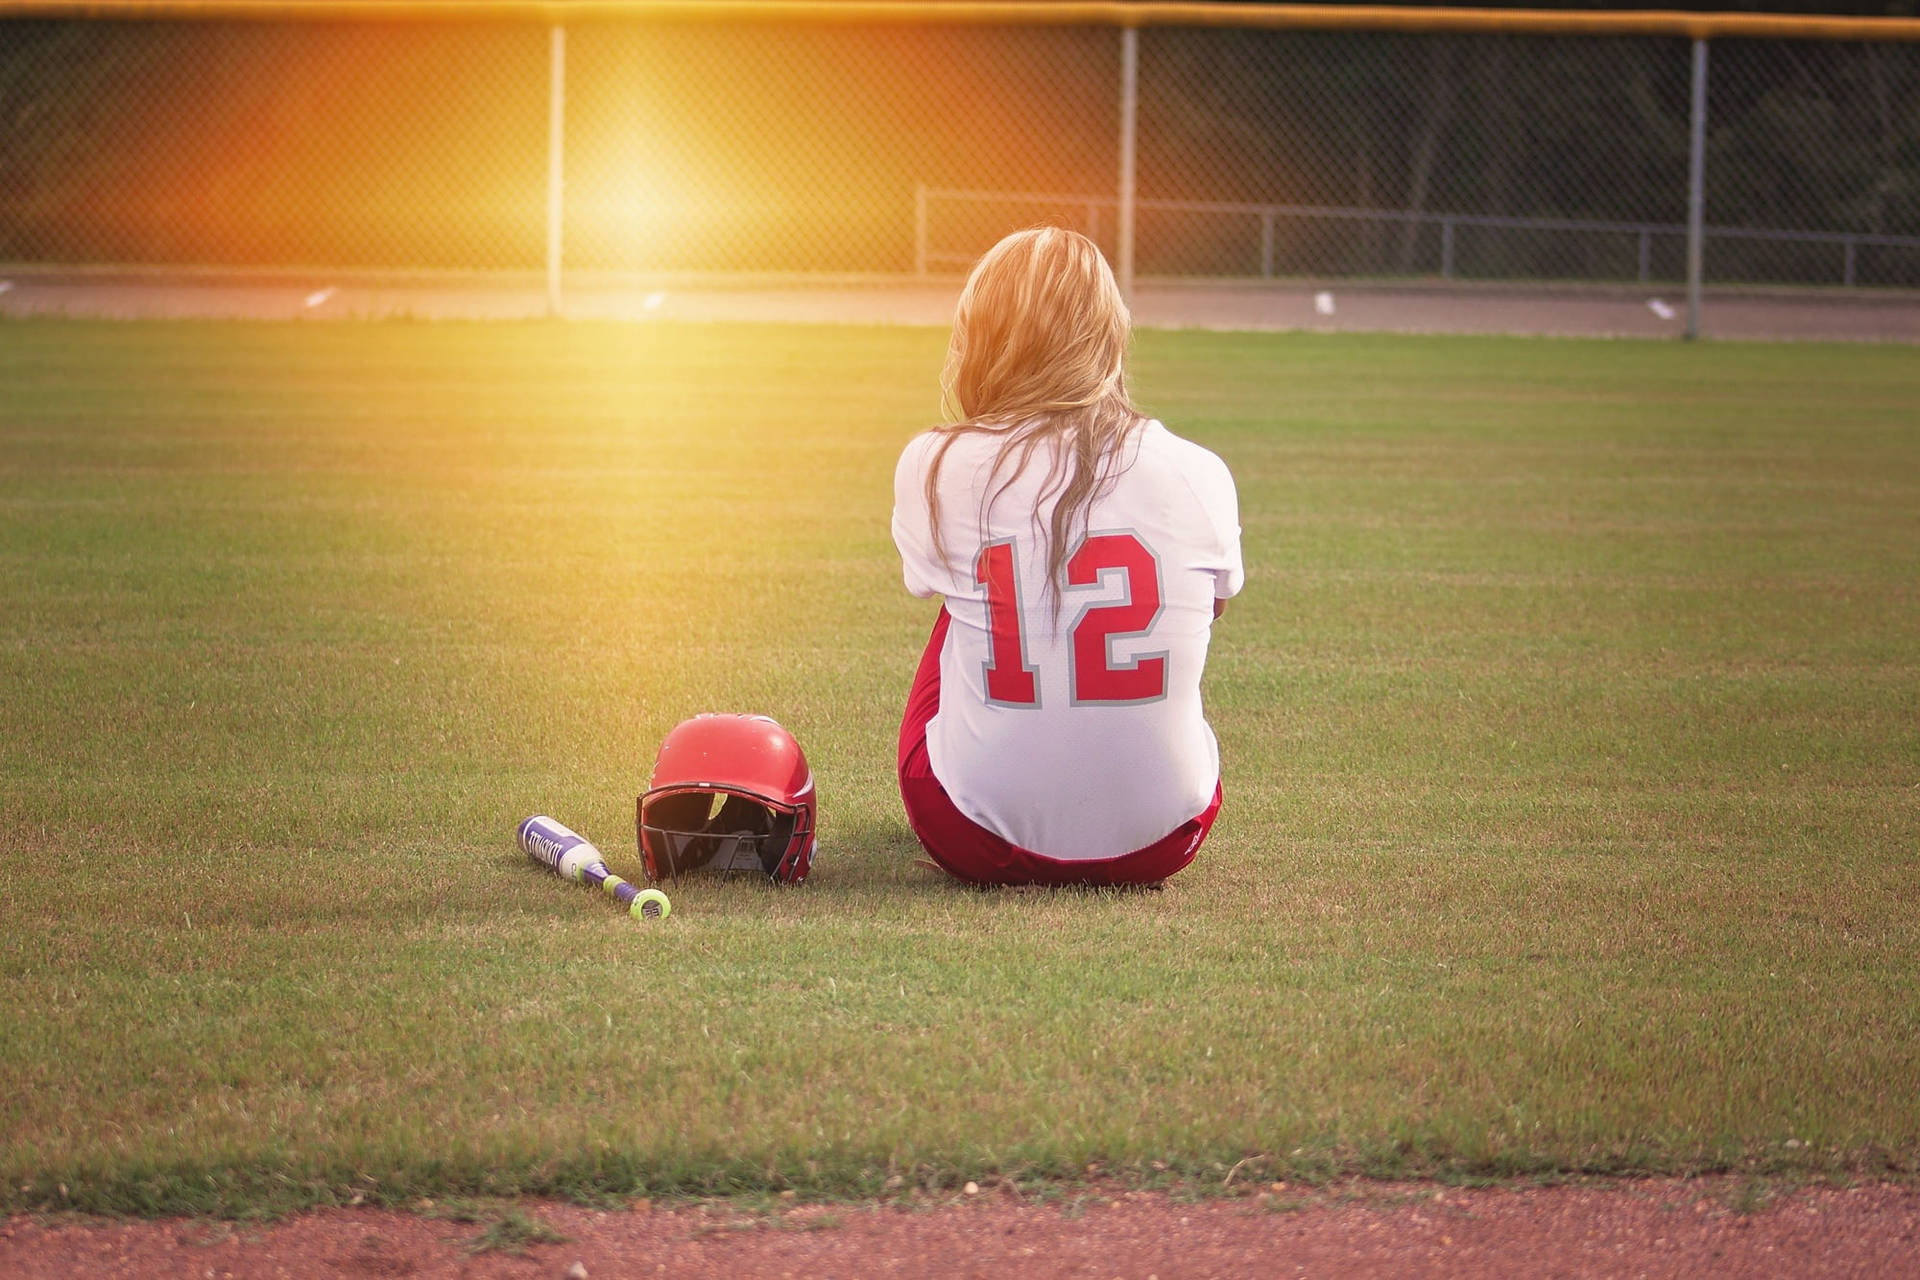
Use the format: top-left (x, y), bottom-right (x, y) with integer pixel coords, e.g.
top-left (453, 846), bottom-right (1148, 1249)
top-left (892, 227), bottom-right (1243, 887)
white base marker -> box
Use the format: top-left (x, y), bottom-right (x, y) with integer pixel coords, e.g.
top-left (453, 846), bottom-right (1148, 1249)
top-left (1647, 298), bottom-right (1675, 320)
top-left (304, 286), bottom-right (337, 308)
top-left (1313, 290), bottom-right (1335, 316)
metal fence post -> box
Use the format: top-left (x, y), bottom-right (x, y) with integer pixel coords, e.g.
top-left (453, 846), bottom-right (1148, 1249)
top-left (1685, 37), bottom-right (1707, 340)
top-left (546, 23), bottom-right (566, 317)
top-left (1440, 217), bottom-right (1456, 279)
top-left (1259, 209), bottom-right (1274, 279)
top-left (1117, 24), bottom-right (1138, 303)
top-left (914, 183), bottom-right (929, 278)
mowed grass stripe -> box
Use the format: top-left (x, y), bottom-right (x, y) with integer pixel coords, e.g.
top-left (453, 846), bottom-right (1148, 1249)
top-left (1, 320), bottom-right (1915, 1214)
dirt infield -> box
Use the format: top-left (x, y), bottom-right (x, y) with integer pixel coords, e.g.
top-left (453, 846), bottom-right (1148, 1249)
top-left (2, 270), bottom-right (1916, 341)
top-left (4, 1180), bottom-right (1918, 1278)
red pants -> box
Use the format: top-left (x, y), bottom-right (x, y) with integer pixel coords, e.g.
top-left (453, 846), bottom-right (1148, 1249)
top-left (897, 608), bottom-right (1221, 887)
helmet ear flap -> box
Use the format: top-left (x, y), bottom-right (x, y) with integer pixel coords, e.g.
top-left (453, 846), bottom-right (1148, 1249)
top-left (773, 804), bottom-right (816, 885)
top-left (636, 792), bottom-right (650, 880)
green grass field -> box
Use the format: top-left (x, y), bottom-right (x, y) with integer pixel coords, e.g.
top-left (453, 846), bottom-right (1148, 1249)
top-left (2, 319), bottom-right (1916, 1216)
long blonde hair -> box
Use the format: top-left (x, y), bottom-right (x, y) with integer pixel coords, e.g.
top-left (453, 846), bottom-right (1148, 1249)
top-left (925, 227), bottom-right (1144, 611)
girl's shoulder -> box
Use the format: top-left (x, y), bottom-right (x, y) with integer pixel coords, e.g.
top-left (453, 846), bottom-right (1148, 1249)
top-left (895, 426), bottom-right (952, 473)
top-left (893, 427), bottom-right (982, 505)
top-left (1133, 419), bottom-right (1236, 485)
top-left (896, 422), bottom-right (1012, 476)
top-left (896, 427), bottom-right (937, 465)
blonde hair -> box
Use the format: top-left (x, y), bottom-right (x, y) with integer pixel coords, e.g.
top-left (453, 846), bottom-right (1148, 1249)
top-left (925, 227), bottom-right (1144, 612)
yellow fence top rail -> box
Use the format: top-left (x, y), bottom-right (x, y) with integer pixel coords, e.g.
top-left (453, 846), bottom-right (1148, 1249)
top-left (4, 1), bottom-right (1920, 42)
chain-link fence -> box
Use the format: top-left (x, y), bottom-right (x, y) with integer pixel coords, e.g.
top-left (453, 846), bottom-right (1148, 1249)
top-left (3, 6), bottom-right (1918, 321)
top-left (2, 19), bottom-right (547, 271)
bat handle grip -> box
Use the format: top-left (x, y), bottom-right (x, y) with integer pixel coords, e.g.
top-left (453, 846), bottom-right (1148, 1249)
top-left (581, 862), bottom-right (641, 906)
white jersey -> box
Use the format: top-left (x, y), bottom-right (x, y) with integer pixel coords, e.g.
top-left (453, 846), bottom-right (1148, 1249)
top-left (892, 419), bottom-right (1244, 858)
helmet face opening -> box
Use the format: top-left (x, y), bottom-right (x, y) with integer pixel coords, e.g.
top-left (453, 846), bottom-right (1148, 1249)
top-left (640, 789), bottom-right (796, 879)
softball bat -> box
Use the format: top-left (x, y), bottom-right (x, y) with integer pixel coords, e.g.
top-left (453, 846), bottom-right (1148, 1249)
top-left (518, 815), bottom-right (672, 920)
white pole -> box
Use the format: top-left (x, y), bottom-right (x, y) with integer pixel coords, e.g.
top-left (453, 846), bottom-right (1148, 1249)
top-left (914, 183), bottom-right (928, 279)
top-left (1685, 37), bottom-right (1707, 341)
top-left (546, 23), bottom-right (566, 317)
top-left (1117, 25), bottom-right (1138, 303)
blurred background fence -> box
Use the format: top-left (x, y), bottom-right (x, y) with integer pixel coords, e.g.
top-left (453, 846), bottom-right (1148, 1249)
top-left (3, 3), bottom-right (1919, 327)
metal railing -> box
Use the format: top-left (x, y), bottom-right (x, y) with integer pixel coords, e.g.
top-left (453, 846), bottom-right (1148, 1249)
top-left (917, 186), bottom-right (1920, 288)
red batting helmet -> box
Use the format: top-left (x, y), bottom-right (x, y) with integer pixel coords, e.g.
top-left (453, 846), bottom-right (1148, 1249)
top-left (636, 714), bottom-right (817, 885)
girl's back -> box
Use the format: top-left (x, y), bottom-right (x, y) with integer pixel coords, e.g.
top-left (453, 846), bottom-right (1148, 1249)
top-left (893, 418), bottom-right (1241, 857)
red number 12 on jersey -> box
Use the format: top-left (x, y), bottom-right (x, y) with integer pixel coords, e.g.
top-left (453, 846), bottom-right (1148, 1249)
top-left (974, 532), bottom-right (1167, 707)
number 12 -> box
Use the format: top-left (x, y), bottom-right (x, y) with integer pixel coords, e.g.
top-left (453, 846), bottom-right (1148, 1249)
top-left (974, 532), bottom-right (1167, 707)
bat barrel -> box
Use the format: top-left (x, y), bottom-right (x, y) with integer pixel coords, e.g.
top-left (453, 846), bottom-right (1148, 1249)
top-left (518, 815), bottom-right (601, 879)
